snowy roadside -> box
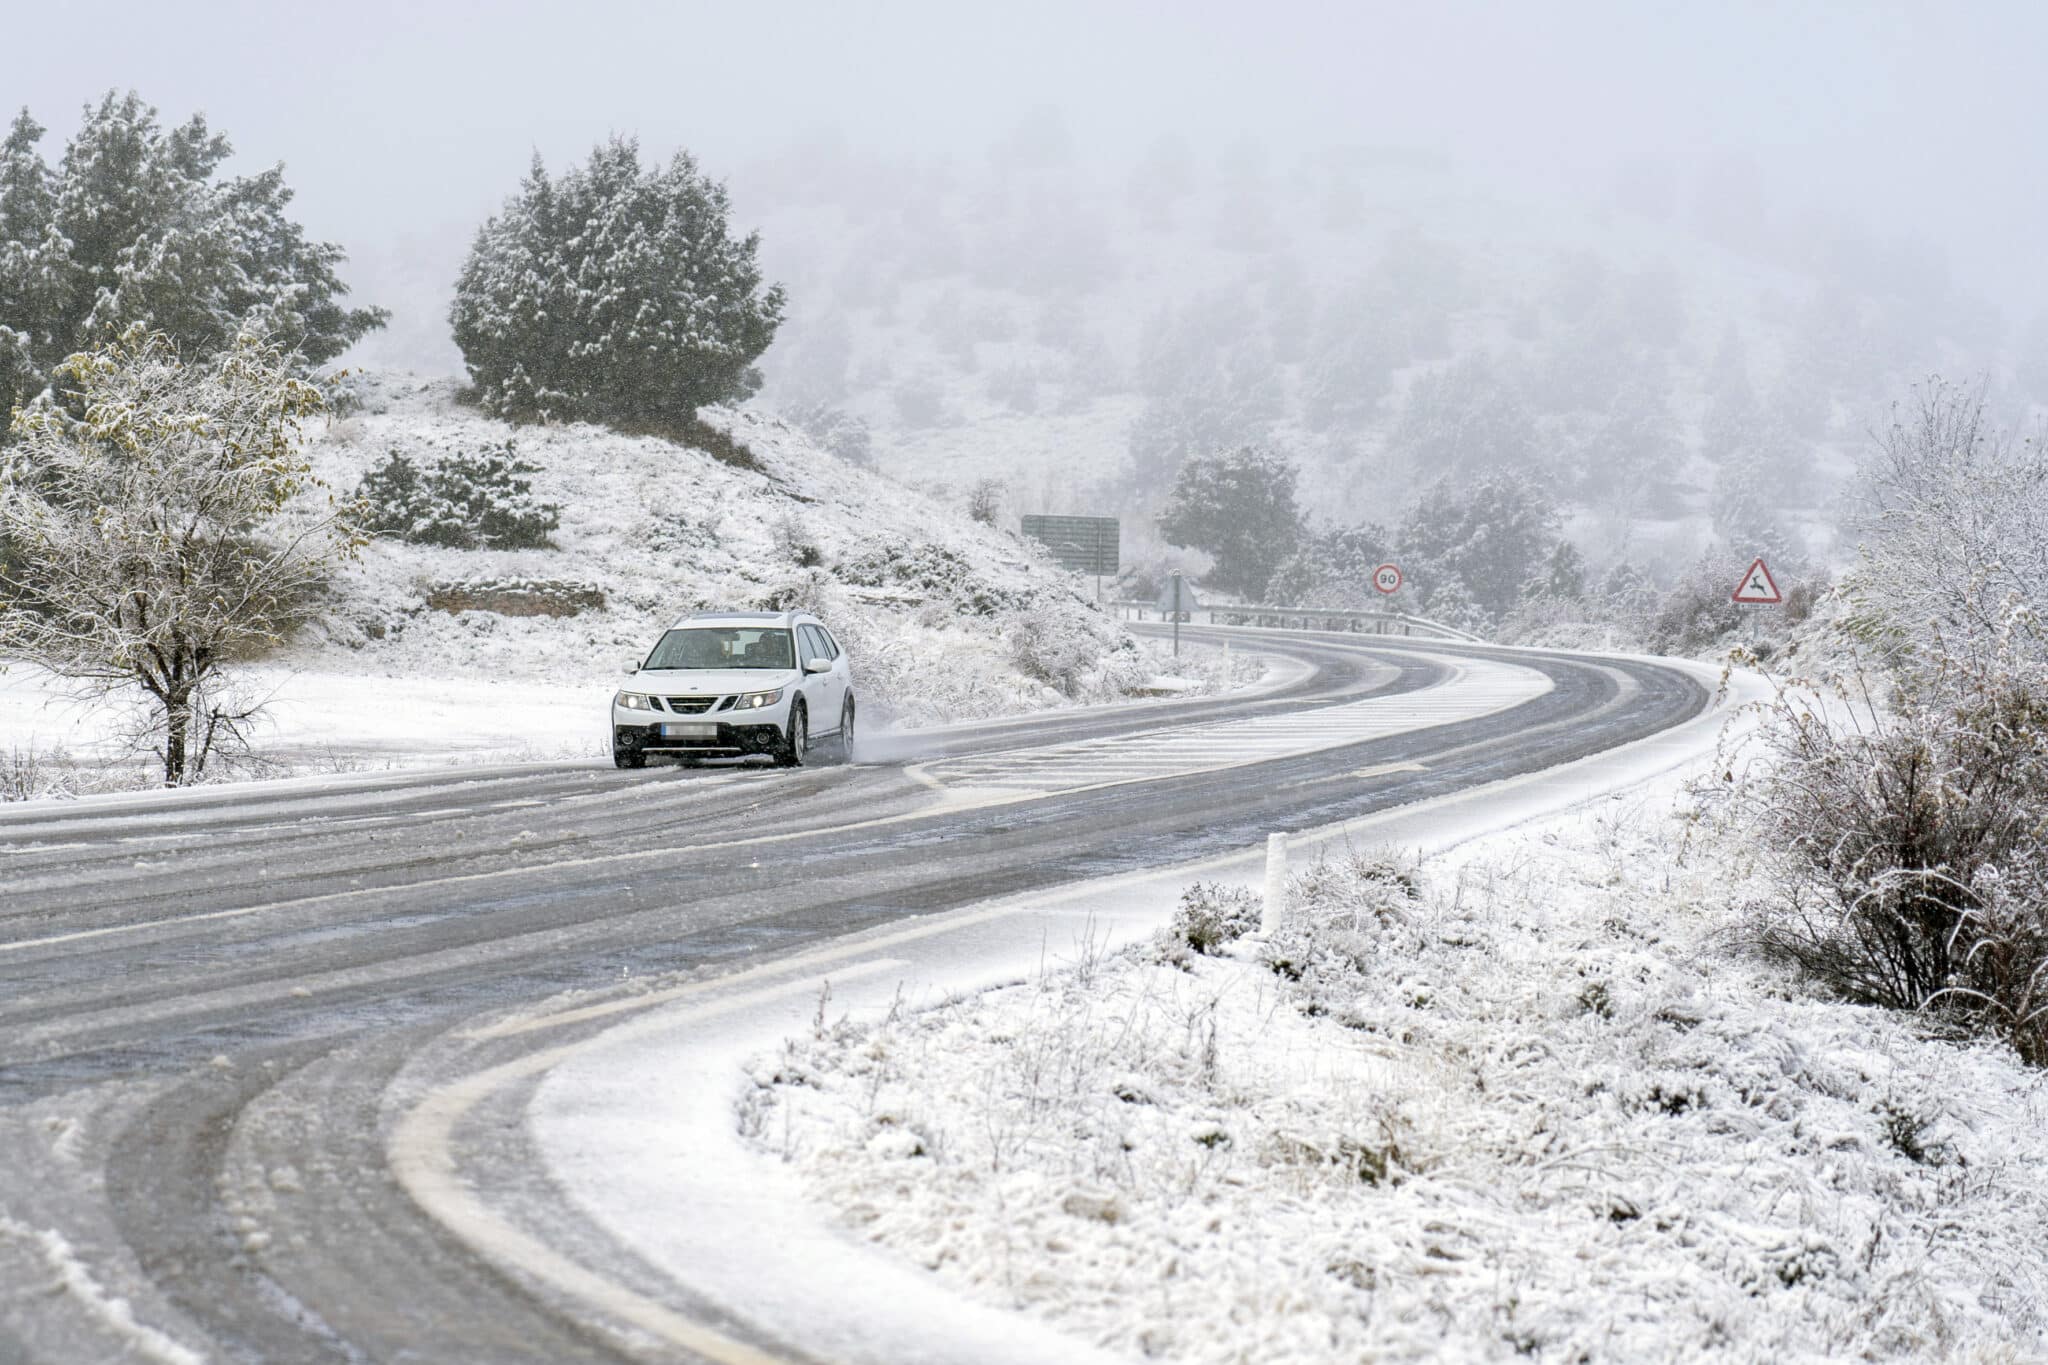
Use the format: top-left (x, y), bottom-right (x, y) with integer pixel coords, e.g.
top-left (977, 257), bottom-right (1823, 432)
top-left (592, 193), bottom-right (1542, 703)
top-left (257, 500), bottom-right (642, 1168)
top-left (744, 732), bottom-right (2048, 1362)
top-left (522, 658), bottom-right (1784, 1365)
top-left (0, 636), bottom-right (1266, 800)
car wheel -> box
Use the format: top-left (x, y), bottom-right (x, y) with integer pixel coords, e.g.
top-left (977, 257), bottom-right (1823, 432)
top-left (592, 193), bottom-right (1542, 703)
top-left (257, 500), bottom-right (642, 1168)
top-left (613, 746), bottom-right (646, 770)
top-left (775, 703), bottom-right (808, 768)
top-left (838, 696), bottom-right (856, 761)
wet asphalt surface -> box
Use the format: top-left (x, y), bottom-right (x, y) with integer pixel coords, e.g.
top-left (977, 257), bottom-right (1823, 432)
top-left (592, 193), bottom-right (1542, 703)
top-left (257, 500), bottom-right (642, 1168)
top-left (0, 628), bottom-right (1707, 1363)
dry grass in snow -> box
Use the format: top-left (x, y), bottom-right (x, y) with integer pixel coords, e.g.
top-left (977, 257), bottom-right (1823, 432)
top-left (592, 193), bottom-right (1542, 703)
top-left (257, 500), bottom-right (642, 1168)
top-left (743, 794), bottom-right (2048, 1363)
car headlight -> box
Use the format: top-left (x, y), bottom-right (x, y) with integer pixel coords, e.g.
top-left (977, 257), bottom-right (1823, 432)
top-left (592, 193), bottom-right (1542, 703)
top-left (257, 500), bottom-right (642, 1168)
top-left (737, 689), bottom-right (782, 710)
top-left (616, 691), bottom-right (653, 710)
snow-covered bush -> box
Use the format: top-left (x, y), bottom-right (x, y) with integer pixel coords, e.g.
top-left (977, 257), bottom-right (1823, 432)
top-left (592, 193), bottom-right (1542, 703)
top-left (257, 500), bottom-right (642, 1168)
top-left (355, 441), bottom-right (558, 550)
top-left (1158, 882), bottom-right (1263, 959)
top-left (836, 537), bottom-right (1023, 617)
top-left (1725, 636), bottom-right (2048, 1066)
top-left (450, 138), bottom-right (784, 432)
top-left (1005, 598), bottom-right (1145, 699)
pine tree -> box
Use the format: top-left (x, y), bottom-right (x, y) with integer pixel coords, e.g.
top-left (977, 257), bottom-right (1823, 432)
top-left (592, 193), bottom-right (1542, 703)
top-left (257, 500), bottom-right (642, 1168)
top-left (0, 92), bottom-right (384, 423)
top-left (1398, 470), bottom-right (1560, 618)
top-left (450, 138), bottom-right (786, 434)
top-left (1155, 445), bottom-right (1302, 600)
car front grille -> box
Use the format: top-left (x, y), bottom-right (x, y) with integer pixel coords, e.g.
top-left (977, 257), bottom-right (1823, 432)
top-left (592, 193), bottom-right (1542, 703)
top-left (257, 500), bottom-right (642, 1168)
top-left (664, 695), bottom-right (719, 714)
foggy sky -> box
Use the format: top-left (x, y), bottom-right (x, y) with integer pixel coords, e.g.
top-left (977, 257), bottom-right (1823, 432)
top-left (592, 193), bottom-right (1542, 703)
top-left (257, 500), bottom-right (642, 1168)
top-left (12, 0), bottom-right (2048, 371)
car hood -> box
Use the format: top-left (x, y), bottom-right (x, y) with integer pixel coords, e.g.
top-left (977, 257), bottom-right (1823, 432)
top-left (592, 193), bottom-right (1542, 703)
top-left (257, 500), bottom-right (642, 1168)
top-left (630, 669), bottom-right (799, 695)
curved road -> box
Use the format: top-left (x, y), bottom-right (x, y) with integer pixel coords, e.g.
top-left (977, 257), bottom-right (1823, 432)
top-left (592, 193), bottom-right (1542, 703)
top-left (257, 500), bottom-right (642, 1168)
top-left (0, 629), bottom-right (1707, 1363)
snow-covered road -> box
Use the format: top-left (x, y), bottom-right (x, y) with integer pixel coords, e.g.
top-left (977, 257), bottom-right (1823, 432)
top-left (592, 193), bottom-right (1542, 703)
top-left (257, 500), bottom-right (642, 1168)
top-left (0, 630), bottom-right (1710, 1364)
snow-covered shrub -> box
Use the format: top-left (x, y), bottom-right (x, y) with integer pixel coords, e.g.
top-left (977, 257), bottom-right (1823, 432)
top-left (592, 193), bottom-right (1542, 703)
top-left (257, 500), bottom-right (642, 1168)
top-left (1160, 882), bottom-right (1262, 958)
top-left (836, 537), bottom-right (1023, 616)
top-left (965, 477), bottom-right (1005, 526)
top-left (1725, 638), bottom-right (2048, 1066)
top-left (1260, 851), bottom-right (1424, 993)
top-left (769, 513), bottom-right (824, 568)
top-left (1005, 598), bottom-right (1145, 698)
top-left (356, 441), bottom-right (559, 550)
top-left (1646, 552), bottom-right (1749, 655)
top-left (450, 137), bottom-right (784, 432)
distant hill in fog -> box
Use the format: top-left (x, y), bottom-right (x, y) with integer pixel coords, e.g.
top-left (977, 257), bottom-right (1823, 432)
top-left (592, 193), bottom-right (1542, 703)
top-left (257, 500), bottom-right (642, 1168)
top-left (736, 137), bottom-right (2037, 581)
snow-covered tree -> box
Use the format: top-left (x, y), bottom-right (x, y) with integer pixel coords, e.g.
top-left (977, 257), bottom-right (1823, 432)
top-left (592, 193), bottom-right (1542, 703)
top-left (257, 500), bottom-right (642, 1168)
top-left (451, 138), bottom-right (785, 432)
top-left (1391, 355), bottom-right (1536, 481)
top-left (0, 92), bottom-right (385, 424)
top-left (1397, 470), bottom-right (1560, 618)
top-left (1841, 379), bottom-right (2048, 678)
top-left (0, 328), bottom-right (357, 784)
top-left (1156, 445), bottom-right (1302, 600)
top-left (1128, 291), bottom-right (1281, 481)
top-left (1266, 522), bottom-right (1393, 608)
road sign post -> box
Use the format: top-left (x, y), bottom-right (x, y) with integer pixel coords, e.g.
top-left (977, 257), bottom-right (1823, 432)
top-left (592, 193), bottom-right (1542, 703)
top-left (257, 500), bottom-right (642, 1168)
top-left (1156, 572), bottom-right (1199, 657)
top-left (1731, 556), bottom-right (1782, 651)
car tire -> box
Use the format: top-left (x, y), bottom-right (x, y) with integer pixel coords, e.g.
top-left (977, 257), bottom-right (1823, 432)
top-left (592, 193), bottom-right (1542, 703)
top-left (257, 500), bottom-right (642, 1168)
top-left (613, 747), bottom-right (646, 770)
top-left (838, 696), bottom-right (856, 761)
top-left (774, 702), bottom-right (808, 768)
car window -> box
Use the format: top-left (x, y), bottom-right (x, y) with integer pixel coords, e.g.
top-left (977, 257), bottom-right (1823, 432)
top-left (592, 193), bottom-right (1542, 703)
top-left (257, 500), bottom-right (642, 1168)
top-left (813, 625), bottom-right (841, 660)
top-left (644, 627), bottom-right (794, 670)
top-left (798, 625), bottom-right (827, 662)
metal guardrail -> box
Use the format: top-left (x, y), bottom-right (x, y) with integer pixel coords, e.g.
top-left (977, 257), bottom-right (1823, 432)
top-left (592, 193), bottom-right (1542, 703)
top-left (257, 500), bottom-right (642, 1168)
top-left (1113, 599), bottom-right (1483, 643)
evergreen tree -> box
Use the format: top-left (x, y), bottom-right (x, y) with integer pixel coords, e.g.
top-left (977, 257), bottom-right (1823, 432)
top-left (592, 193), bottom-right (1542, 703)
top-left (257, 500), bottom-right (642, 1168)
top-left (1267, 522), bottom-right (1393, 608)
top-left (1155, 445), bottom-right (1302, 600)
top-left (451, 138), bottom-right (785, 433)
top-left (1391, 355), bottom-right (1535, 480)
top-left (1398, 470), bottom-right (1560, 618)
top-left (0, 92), bottom-right (384, 423)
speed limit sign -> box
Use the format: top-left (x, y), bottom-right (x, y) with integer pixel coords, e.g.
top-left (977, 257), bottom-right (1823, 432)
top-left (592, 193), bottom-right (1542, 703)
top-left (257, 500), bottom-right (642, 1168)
top-left (1371, 562), bottom-right (1402, 594)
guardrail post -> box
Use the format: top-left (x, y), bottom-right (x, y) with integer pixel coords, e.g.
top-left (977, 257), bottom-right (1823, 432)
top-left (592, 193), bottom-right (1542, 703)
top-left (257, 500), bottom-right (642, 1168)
top-left (1262, 832), bottom-right (1288, 935)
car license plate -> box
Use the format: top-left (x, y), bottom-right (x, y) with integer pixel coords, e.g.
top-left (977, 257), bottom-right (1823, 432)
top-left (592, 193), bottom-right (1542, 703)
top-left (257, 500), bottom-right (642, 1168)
top-left (661, 722), bottom-right (717, 739)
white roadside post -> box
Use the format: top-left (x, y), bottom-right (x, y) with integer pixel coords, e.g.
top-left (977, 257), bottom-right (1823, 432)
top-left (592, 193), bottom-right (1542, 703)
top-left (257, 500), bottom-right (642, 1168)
top-left (1262, 832), bottom-right (1289, 935)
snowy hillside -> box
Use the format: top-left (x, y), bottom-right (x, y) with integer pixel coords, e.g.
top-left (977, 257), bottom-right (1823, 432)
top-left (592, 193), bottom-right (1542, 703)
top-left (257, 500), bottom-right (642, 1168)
top-left (305, 372), bottom-right (1228, 728)
top-left (738, 141), bottom-right (2024, 581)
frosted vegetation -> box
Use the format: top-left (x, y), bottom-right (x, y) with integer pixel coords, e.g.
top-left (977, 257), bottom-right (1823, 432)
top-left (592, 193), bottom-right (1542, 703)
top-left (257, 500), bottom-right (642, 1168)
top-left (313, 373), bottom-right (1239, 728)
top-left (0, 97), bottom-right (1234, 792)
top-left (735, 128), bottom-right (2041, 649)
top-left (746, 797), bottom-right (2048, 1362)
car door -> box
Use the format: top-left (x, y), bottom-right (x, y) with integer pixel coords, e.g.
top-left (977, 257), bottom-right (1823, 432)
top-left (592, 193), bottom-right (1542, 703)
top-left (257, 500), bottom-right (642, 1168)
top-left (816, 623), bottom-right (852, 728)
top-left (797, 625), bottom-right (844, 729)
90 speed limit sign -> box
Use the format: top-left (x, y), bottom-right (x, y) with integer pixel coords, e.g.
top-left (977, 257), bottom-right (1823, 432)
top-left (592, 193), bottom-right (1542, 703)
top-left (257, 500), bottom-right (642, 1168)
top-left (1371, 562), bottom-right (1402, 594)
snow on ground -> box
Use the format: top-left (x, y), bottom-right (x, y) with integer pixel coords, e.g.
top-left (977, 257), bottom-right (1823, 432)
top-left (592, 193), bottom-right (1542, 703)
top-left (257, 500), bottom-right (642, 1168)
top-left (744, 780), bottom-right (2048, 1362)
top-left (305, 372), bottom-right (1244, 724)
top-left (0, 372), bottom-right (1258, 796)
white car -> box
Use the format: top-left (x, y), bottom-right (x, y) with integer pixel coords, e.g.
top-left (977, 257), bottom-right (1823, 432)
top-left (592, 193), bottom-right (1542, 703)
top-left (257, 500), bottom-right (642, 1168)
top-left (611, 610), bottom-right (855, 769)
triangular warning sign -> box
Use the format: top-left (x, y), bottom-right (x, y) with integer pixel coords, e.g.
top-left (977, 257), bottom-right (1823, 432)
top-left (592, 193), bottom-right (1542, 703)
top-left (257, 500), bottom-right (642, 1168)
top-left (1731, 556), bottom-right (1782, 604)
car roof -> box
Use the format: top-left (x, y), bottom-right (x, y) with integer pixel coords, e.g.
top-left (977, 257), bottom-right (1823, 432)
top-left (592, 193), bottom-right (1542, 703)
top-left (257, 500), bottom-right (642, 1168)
top-left (666, 609), bottom-right (819, 630)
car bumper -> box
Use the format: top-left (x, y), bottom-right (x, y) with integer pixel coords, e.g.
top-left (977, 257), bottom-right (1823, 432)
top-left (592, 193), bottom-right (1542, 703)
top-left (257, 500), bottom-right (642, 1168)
top-left (613, 720), bottom-right (785, 756)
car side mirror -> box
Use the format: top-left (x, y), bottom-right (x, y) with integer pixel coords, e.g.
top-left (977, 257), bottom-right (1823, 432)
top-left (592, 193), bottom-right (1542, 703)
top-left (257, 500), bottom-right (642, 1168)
top-left (622, 662), bottom-right (639, 675)
top-left (804, 657), bottom-right (831, 674)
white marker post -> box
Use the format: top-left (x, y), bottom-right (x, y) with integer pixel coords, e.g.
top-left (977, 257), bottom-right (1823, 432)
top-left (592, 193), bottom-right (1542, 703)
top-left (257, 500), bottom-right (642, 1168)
top-left (1262, 832), bottom-right (1289, 935)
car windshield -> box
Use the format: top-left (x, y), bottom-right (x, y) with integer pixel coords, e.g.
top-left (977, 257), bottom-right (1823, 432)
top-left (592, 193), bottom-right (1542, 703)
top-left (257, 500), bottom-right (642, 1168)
top-left (643, 627), bottom-right (795, 671)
